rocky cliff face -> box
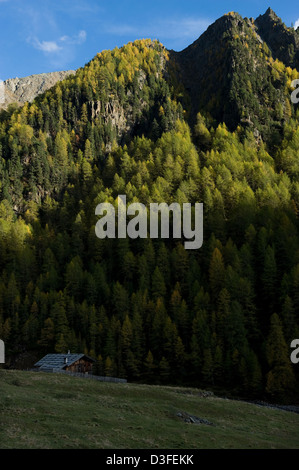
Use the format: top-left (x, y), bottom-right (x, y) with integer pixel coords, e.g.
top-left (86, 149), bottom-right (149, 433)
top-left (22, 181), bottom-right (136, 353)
top-left (170, 9), bottom-right (297, 141)
top-left (0, 70), bottom-right (76, 110)
top-left (255, 7), bottom-right (299, 69)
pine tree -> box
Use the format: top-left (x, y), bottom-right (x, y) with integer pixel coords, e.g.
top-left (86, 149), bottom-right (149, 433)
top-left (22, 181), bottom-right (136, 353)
top-left (202, 348), bottom-right (214, 385)
top-left (104, 356), bottom-right (115, 377)
top-left (121, 315), bottom-right (133, 355)
top-left (265, 313), bottom-right (295, 401)
top-left (55, 334), bottom-right (67, 354)
top-left (159, 356), bottom-right (171, 383)
top-left (151, 266), bottom-right (166, 301)
top-left (261, 246), bottom-right (277, 315)
top-left (143, 350), bottom-right (156, 382)
top-left (209, 248), bottom-right (225, 299)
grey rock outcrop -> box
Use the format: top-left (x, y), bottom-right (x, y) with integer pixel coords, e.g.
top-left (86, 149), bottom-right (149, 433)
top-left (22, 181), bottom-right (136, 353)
top-left (0, 70), bottom-right (76, 110)
top-left (176, 411), bottom-right (214, 426)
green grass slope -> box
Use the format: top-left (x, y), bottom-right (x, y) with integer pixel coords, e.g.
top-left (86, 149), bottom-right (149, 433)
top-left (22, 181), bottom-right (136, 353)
top-left (0, 370), bottom-right (298, 449)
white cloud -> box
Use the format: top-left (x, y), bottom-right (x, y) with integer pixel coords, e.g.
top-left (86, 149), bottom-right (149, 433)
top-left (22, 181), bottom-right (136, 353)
top-left (60, 30), bottom-right (87, 45)
top-left (29, 37), bottom-right (62, 53)
top-left (28, 30), bottom-right (86, 57)
top-left (295, 18), bottom-right (299, 30)
top-left (26, 29), bottom-right (87, 71)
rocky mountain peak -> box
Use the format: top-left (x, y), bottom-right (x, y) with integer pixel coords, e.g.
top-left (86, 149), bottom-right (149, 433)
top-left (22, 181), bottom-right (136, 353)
top-left (255, 8), bottom-right (299, 69)
top-left (264, 7), bottom-right (279, 20)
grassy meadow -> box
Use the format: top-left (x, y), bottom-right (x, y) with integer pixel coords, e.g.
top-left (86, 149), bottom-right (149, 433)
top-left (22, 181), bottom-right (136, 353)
top-left (0, 369), bottom-right (298, 449)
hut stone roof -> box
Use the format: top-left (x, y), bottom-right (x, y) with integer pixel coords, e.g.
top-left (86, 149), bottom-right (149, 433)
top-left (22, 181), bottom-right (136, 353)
top-left (34, 353), bottom-right (95, 371)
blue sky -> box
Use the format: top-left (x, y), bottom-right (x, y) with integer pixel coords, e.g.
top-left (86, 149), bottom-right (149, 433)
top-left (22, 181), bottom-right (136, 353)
top-left (0, 0), bottom-right (298, 80)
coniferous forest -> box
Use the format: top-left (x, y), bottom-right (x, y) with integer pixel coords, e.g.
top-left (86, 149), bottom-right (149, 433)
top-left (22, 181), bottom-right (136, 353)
top-left (1, 9), bottom-right (299, 403)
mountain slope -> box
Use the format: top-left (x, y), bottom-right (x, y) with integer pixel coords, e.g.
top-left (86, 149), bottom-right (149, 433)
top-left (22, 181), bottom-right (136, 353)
top-left (255, 7), bottom-right (299, 70)
top-left (0, 71), bottom-right (76, 110)
top-left (0, 39), bottom-right (182, 211)
top-left (1, 370), bottom-right (299, 449)
top-left (172, 11), bottom-right (298, 142)
top-left (0, 10), bottom-right (299, 403)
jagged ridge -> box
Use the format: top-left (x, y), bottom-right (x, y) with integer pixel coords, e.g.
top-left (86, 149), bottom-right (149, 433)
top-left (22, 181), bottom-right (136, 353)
top-left (256, 7), bottom-right (299, 69)
top-left (170, 9), bottom-right (298, 142)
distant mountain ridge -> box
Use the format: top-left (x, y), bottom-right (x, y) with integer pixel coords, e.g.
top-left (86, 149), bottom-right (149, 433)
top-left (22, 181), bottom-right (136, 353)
top-left (1, 8), bottom-right (299, 139)
top-left (255, 7), bottom-right (299, 69)
top-left (0, 70), bottom-right (76, 110)
top-left (172, 9), bottom-right (299, 141)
